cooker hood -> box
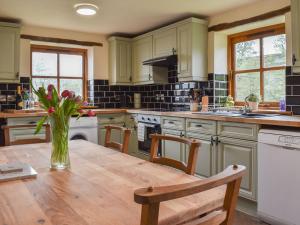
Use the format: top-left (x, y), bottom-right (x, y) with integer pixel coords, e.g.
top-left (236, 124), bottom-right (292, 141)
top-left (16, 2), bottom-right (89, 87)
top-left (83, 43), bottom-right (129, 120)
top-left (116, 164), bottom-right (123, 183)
top-left (142, 54), bottom-right (177, 67)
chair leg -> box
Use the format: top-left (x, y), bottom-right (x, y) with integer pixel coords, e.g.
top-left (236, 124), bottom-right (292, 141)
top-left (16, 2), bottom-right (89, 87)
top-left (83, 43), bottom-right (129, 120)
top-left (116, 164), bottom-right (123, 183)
top-left (140, 203), bottom-right (160, 225)
top-left (104, 127), bottom-right (111, 147)
top-left (221, 177), bottom-right (242, 225)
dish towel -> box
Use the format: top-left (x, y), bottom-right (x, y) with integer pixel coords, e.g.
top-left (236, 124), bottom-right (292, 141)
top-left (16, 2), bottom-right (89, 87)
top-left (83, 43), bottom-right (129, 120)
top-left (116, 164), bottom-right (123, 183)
top-left (137, 123), bottom-right (145, 142)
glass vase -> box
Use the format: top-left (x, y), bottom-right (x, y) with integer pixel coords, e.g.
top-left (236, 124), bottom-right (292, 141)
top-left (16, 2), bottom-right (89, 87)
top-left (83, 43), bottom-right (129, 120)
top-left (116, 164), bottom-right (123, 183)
top-left (50, 115), bottom-right (70, 170)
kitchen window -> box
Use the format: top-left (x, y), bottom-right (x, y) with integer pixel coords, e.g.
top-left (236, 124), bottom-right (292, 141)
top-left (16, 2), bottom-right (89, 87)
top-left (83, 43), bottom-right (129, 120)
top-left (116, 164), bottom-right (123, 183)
top-left (31, 45), bottom-right (87, 99)
top-left (228, 24), bottom-right (286, 105)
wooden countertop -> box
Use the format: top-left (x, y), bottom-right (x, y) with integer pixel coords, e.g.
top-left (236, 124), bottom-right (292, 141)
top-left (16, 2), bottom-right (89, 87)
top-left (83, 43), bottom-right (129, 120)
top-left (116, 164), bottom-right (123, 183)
top-left (1, 108), bottom-right (300, 128)
top-left (0, 140), bottom-right (224, 225)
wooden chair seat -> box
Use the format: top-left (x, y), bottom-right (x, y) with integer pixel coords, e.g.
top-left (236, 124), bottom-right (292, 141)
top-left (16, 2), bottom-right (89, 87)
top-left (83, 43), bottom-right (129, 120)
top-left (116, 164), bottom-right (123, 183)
top-left (104, 125), bottom-right (131, 153)
top-left (2, 124), bottom-right (51, 146)
top-left (149, 134), bottom-right (201, 175)
top-left (134, 165), bottom-right (246, 225)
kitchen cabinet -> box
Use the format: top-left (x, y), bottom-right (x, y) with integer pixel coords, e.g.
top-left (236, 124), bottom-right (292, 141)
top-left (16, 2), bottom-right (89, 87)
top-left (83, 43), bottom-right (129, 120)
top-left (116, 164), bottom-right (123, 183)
top-left (291, 0), bottom-right (300, 72)
top-left (125, 114), bottom-right (138, 155)
top-left (132, 35), bottom-right (153, 83)
top-left (97, 114), bottom-right (125, 146)
top-left (0, 22), bottom-right (20, 83)
top-left (186, 133), bottom-right (217, 178)
top-left (217, 136), bottom-right (257, 201)
top-left (161, 129), bottom-right (185, 162)
top-left (108, 37), bottom-right (132, 85)
top-left (132, 36), bottom-right (168, 85)
top-left (217, 122), bottom-right (259, 141)
top-left (153, 27), bottom-right (177, 57)
top-left (6, 117), bottom-right (46, 143)
top-left (177, 19), bottom-right (208, 82)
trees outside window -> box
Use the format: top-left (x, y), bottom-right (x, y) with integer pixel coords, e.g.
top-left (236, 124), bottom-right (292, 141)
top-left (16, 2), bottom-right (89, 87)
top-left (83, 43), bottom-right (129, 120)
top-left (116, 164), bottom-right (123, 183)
top-left (31, 45), bottom-right (87, 99)
top-left (229, 24), bottom-right (286, 105)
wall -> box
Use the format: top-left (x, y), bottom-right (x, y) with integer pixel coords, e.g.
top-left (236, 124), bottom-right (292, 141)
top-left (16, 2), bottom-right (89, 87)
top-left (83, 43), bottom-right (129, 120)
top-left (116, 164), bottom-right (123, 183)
top-left (19, 25), bottom-right (109, 80)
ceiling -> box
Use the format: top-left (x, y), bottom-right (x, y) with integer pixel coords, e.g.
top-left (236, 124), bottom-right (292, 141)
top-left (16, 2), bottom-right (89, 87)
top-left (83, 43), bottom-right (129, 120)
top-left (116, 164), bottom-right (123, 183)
top-left (0, 0), bottom-right (262, 35)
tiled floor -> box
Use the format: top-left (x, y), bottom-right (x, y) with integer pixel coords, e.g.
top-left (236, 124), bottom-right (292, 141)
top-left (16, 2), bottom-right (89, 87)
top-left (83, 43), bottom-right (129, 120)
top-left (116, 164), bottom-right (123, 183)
top-left (234, 211), bottom-right (269, 225)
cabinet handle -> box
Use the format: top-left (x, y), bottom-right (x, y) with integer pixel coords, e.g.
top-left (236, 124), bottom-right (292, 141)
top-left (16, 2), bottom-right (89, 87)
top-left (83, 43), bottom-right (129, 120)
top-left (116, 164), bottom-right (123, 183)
top-left (293, 54), bottom-right (297, 66)
top-left (129, 76), bottom-right (132, 82)
top-left (172, 48), bottom-right (176, 54)
top-left (28, 121), bottom-right (36, 125)
top-left (108, 117), bottom-right (114, 120)
top-left (15, 72), bottom-right (19, 78)
top-left (180, 132), bottom-right (184, 137)
top-left (195, 124), bottom-right (202, 127)
top-left (215, 136), bottom-right (221, 145)
top-left (210, 136), bottom-right (214, 145)
top-left (168, 121), bottom-right (174, 124)
top-left (148, 74), bottom-right (152, 80)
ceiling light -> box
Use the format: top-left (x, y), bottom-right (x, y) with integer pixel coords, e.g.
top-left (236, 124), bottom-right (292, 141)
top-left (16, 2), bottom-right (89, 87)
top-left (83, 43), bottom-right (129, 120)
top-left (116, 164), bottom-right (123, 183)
top-left (74, 3), bottom-right (99, 16)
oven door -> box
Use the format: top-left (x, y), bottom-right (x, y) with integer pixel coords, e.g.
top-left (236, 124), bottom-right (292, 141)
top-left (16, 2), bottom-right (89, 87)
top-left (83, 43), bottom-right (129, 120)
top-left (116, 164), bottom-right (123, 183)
top-left (138, 123), bottom-right (161, 155)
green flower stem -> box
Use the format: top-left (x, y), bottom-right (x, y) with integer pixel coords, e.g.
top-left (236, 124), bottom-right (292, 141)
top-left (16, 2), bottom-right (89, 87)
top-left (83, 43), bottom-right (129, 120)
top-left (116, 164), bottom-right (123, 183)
top-left (50, 114), bottom-right (70, 169)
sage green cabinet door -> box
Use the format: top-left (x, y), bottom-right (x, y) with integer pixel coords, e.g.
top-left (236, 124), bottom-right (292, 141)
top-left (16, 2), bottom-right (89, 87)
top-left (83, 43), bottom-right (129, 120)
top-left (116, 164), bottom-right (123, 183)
top-left (186, 134), bottom-right (216, 178)
top-left (217, 137), bottom-right (257, 201)
top-left (108, 37), bottom-right (132, 85)
top-left (99, 125), bottom-right (123, 146)
top-left (0, 25), bottom-right (20, 82)
top-left (161, 129), bottom-right (185, 162)
top-left (153, 28), bottom-right (177, 57)
top-left (132, 36), bottom-right (153, 83)
top-left (177, 23), bottom-right (192, 79)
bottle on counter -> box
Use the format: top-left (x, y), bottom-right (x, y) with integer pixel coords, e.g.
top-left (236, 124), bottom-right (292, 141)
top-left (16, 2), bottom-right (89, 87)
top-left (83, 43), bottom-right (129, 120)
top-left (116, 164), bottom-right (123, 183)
top-left (279, 98), bottom-right (286, 111)
top-left (15, 86), bottom-right (23, 110)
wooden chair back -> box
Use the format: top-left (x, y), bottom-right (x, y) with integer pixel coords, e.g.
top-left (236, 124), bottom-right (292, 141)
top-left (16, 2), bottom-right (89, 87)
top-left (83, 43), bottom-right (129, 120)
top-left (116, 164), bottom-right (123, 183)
top-left (104, 125), bottom-right (131, 154)
top-left (149, 134), bottom-right (201, 175)
top-left (2, 124), bottom-right (51, 146)
top-left (134, 164), bottom-right (246, 225)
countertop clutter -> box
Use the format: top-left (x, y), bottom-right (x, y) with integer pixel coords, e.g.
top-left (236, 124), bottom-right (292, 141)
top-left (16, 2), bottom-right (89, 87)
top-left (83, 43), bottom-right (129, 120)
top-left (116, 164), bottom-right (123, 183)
top-left (1, 108), bottom-right (300, 127)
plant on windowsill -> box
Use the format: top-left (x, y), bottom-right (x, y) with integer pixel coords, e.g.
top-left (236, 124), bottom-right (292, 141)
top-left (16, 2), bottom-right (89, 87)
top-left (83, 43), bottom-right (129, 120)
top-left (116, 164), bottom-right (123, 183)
top-left (245, 93), bottom-right (260, 111)
top-left (31, 83), bottom-right (95, 170)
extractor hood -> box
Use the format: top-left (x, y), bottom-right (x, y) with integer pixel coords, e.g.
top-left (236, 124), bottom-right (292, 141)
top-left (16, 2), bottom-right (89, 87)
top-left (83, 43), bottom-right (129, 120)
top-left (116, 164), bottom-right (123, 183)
top-left (142, 54), bottom-right (177, 67)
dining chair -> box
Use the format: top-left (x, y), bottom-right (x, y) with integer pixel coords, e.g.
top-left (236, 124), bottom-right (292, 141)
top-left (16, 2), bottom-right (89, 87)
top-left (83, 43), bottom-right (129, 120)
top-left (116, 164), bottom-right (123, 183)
top-left (104, 125), bottom-right (131, 154)
top-left (2, 124), bottom-right (51, 146)
top-left (149, 134), bottom-right (201, 175)
top-left (135, 164), bottom-right (246, 225)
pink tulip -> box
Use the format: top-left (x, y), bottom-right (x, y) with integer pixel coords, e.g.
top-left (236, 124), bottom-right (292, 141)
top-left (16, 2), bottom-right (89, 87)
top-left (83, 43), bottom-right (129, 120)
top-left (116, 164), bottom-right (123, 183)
top-left (46, 94), bottom-right (52, 101)
top-left (75, 96), bottom-right (82, 103)
top-left (68, 91), bottom-right (75, 98)
top-left (61, 90), bottom-right (70, 98)
top-left (87, 110), bottom-right (95, 117)
top-left (47, 84), bottom-right (54, 92)
top-left (77, 109), bottom-right (84, 114)
top-left (48, 107), bottom-right (55, 114)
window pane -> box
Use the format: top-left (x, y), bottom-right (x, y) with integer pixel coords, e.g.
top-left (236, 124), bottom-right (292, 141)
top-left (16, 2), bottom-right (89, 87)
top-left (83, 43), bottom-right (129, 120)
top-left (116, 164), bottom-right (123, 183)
top-left (235, 72), bottom-right (260, 101)
top-left (235, 39), bottom-right (260, 70)
top-left (263, 34), bottom-right (286, 68)
top-left (60, 54), bottom-right (83, 77)
top-left (60, 79), bottom-right (83, 97)
top-left (32, 52), bottom-right (57, 76)
top-left (32, 78), bottom-right (58, 99)
top-left (264, 70), bottom-right (285, 101)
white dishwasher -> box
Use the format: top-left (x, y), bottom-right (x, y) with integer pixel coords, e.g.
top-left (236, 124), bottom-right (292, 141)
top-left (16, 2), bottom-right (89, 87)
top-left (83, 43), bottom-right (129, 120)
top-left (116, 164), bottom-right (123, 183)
top-left (258, 129), bottom-right (300, 225)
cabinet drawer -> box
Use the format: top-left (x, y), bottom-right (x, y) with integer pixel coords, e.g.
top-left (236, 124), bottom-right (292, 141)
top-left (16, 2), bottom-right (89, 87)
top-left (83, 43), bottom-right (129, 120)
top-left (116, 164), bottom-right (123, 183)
top-left (97, 114), bottom-right (125, 126)
top-left (161, 117), bottom-right (185, 130)
top-left (7, 117), bottom-right (43, 126)
top-left (217, 122), bottom-right (259, 141)
top-left (186, 119), bottom-right (216, 135)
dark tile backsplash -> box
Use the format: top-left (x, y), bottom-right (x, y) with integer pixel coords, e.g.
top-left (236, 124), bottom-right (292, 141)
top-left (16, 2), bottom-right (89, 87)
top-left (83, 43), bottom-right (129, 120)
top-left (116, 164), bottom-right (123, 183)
top-left (88, 66), bottom-right (213, 110)
top-left (0, 77), bottom-right (30, 111)
top-left (286, 66), bottom-right (300, 115)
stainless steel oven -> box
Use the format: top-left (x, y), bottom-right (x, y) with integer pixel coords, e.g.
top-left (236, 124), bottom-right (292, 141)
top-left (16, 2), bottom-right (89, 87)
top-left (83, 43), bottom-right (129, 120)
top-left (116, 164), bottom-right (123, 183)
top-left (137, 114), bottom-right (161, 155)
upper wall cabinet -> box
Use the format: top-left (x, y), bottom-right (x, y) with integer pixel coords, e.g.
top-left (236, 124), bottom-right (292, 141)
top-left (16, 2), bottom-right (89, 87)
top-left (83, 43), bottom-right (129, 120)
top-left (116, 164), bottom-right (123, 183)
top-left (153, 27), bottom-right (177, 57)
top-left (177, 19), bottom-right (208, 82)
top-left (132, 35), bottom-right (153, 84)
top-left (291, 0), bottom-right (300, 72)
top-left (0, 22), bottom-right (20, 83)
top-left (108, 37), bottom-right (132, 85)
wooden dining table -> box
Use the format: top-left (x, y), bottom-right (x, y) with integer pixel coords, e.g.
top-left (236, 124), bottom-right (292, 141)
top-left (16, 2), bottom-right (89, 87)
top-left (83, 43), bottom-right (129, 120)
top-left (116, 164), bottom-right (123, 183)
top-left (0, 140), bottom-right (225, 225)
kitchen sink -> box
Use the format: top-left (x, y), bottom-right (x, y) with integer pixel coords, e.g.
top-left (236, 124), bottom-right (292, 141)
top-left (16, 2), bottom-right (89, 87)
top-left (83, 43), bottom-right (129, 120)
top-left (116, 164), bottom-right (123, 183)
top-left (192, 111), bottom-right (279, 118)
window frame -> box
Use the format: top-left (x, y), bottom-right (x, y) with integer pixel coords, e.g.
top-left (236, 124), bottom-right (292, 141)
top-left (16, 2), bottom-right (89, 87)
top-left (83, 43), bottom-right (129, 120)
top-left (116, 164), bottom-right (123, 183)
top-left (30, 45), bottom-right (88, 100)
top-left (228, 23), bottom-right (286, 106)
